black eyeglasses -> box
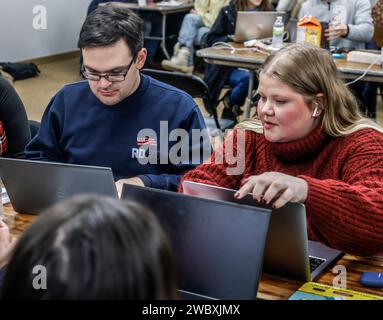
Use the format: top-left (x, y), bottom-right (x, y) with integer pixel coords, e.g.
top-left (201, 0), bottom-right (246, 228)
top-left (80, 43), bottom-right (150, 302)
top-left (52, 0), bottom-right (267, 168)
top-left (82, 56), bottom-right (136, 82)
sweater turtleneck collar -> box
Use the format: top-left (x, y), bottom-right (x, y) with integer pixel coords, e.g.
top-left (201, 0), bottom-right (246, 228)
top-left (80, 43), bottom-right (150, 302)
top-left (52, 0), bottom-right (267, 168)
top-left (266, 124), bottom-right (331, 162)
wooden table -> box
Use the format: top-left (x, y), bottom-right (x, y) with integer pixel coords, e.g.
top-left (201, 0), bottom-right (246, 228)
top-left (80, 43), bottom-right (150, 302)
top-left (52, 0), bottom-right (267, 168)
top-left (197, 43), bottom-right (383, 118)
top-left (5, 203), bottom-right (383, 300)
top-left (5, 203), bottom-right (35, 239)
top-left (108, 1), bottom-right (194, 59)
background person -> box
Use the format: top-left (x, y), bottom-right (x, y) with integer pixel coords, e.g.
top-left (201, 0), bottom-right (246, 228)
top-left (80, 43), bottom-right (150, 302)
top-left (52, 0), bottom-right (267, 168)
top-left (299, 0), bottom-right (375, 118)
top-left (161, 0), bottom-right (230, 74)
top-left (202, 0), bottom-right (273, 122)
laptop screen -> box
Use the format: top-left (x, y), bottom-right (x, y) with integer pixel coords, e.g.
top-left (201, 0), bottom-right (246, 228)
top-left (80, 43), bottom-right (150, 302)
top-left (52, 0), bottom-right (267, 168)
top-left (121, 184), bottom-right (272, 300)
top-left (234, 11), bottom-right (286, 42)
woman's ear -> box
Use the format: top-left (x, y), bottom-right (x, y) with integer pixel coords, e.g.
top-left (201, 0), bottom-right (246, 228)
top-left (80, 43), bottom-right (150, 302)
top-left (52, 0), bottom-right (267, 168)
top-left (312, 93), bottom-right (325, 118)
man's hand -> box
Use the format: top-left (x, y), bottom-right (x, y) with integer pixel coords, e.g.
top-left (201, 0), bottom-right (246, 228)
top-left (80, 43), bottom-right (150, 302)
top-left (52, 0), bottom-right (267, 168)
top-left (325, 23), bottom-right (348, 41)
top-left (115, 177), bottom-right (145, 197)
top-left (0, 220), bottom-right (17, 268)
top-left (234, 172), bottom-right (308, 209)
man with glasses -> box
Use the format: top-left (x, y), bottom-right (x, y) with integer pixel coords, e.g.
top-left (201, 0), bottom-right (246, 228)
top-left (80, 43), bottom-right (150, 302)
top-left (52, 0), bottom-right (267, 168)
top-left (25, 5), bottom-right (210, 192)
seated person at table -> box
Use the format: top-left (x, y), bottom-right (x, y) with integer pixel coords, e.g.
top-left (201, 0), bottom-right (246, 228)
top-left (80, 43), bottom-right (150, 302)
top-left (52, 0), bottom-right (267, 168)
top-left (202, 0), bottom-right (273, 121)
top-left (0, 195), bottom-right (177, 299)
top-left (161, 0), bottom-right (230, 74)
top-left (0, 77), bottom-right (31, 158)
top-left (299, 0), bottom-right (376, 118)
top-left (25, 5), bottom-right (210, 193)
top-left (180, 44), bottom-right (383, 256)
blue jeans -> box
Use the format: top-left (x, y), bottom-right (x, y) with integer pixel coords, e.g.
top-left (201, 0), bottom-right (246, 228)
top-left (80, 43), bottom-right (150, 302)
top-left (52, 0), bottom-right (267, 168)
top-left (348, 40), bottom-right (379, 119)
top-left (227, 69), bottom-right (250, 106)
top-left (178, 13), bottom-right (210, 65)
top-left (142, 12), bottom-right (162, 65)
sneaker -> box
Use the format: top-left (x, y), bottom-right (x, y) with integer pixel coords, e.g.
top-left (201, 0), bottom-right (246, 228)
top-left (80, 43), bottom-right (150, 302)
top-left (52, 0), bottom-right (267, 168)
top-left (173, 42), bottom-right (181, 57)
top-left (161, 47), bottom-right (194, 74)
top-left (221, 107), bottom-right (237, 122)
top-left (222, 92), bottom-right (242, 117)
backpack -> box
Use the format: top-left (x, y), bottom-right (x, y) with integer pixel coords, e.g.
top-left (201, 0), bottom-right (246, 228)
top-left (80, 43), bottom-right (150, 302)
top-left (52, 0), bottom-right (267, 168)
top-left (0, 62), bottom-right (40, 81)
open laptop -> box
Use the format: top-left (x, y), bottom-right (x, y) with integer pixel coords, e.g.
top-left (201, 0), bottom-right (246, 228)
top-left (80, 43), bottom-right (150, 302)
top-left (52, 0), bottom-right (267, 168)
top-left (0, 158), bottom-right (118, 214)
top-left (182, 181), bottom-right (343, 282)
top-left (121, 184), bottom-right (272, 300)
top-left (233, 11), bottom-right (285, 42)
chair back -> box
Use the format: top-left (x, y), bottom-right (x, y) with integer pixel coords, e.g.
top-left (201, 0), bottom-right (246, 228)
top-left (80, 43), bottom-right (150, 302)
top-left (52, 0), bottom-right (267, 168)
top-left (141, 68), bottom-right (223, 131)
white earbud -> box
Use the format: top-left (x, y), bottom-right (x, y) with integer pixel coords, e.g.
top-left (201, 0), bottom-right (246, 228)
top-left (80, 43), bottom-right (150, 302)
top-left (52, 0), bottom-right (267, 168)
top-left (312, 106), bottom-right (319, 117)
top-left (312, 101), bottom-right (321, 117)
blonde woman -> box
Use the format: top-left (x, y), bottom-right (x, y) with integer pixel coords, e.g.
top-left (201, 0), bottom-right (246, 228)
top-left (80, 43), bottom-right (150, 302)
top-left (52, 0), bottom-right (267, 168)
top-left (180, 44), bottom-right (383, 256)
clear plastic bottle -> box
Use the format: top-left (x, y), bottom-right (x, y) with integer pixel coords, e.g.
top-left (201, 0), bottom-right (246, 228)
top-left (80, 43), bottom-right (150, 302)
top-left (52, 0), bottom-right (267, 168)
top-left (271, 16), bottom-right (284, 49)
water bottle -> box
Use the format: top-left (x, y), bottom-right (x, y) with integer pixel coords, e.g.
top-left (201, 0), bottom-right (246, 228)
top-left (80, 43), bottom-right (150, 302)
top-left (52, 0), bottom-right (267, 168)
top-left (271, 16), bottom-right (284, 49)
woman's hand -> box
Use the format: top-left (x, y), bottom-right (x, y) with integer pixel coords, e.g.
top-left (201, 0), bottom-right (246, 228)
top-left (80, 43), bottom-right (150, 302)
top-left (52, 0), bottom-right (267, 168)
top-left (235, 172), bottom-right (308, 209)
top-left (0, 219), bottom-right (16, 268)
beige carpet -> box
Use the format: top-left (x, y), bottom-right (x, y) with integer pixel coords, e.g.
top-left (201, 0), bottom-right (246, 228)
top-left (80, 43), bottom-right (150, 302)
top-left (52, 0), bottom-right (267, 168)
top-left (7, 54), bottom-right (383, 126)
top-left (11, 54), bottom-right (82, 121)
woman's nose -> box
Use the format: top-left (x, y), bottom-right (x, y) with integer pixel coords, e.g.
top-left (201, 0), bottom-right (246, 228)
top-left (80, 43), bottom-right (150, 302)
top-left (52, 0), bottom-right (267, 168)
top-left (260, 99), bottom-right (274, 115)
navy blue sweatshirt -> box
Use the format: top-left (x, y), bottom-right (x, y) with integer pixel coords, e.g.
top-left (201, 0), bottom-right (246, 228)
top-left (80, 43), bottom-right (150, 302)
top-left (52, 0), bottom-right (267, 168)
top-left (25, 74), bottom-right (210, 191)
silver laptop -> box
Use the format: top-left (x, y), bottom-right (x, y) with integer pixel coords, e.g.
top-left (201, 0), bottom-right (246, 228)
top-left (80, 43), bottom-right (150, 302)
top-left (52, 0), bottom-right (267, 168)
top-left (121, 184), bottom-right (272, 300)
top-left (233, 11), bottom-right (285, 42)
top-left (182, 181), bottom-right (343, 282)
top-left (0, 158), bottom-right (118, 214)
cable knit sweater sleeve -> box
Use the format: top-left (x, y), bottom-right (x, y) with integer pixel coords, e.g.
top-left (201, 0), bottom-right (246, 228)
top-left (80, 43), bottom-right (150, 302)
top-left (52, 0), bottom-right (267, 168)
top-left (179, 129), bottom-right (253, 192)
top-left (300, 129), bottom-right (383, 256)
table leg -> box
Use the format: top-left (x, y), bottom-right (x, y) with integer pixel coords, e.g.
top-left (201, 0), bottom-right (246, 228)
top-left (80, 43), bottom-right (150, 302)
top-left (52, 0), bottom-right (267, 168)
top-left (245, 70), bottom-right (254, 118)
top-left (161, 14), bottom-right (170, 60)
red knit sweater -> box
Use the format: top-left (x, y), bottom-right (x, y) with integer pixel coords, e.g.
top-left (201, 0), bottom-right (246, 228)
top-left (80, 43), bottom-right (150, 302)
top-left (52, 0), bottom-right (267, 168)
top-left (0, 120), bottom-right (8, 156)
top-left (180, 125), bottom-right (383, 256)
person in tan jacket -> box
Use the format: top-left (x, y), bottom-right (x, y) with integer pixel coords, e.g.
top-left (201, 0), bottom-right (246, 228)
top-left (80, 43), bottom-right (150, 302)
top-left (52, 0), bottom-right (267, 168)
top-left (162, 0), bottom-right (229, 73)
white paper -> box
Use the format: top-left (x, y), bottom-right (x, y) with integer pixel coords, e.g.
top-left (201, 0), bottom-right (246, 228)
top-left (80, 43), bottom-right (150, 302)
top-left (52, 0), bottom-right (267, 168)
top-left (1, 187), bottom-right (10, 205)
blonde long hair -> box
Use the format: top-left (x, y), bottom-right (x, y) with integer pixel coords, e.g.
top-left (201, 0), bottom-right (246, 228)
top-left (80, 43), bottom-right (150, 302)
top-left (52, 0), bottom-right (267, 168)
top-left (237, 45), bottom-right (383, 136)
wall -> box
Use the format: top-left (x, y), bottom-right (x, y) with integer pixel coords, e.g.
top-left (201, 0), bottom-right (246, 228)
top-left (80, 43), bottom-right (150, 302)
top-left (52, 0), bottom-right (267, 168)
top-left (0, 0), bottom-right (90, 62)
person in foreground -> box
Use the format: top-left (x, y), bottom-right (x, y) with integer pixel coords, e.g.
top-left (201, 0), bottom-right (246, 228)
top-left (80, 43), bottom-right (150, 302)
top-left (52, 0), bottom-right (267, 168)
top-left (25, 5), bottom-right (210, 192)
top-left (180, 44), bottom-right (383, 256)
top-left (0, 195), bottom-right (177, 299)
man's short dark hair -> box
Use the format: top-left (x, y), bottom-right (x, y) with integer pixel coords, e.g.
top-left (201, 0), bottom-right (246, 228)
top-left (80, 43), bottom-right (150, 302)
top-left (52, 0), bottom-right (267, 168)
top-left (78, 4), bottom-right (144, 58)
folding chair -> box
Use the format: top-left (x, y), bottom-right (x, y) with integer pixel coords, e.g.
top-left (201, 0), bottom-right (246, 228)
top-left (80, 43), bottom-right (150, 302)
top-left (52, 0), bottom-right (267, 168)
top-left (141, 69), bottom-right (235, 136)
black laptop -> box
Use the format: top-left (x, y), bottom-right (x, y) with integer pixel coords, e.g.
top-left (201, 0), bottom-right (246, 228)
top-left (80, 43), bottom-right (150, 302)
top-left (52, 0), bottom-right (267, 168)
top-left (121, 184), bottom-right (272, 300)
top-left (0, 158), bottom-right (118, 214)
top-left (182, 181), bottom-right (343, 282)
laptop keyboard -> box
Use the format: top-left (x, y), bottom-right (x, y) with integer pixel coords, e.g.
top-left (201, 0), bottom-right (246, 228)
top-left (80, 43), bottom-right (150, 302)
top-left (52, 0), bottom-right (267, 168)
top-left (309, 256), bottom-right (327, 272)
